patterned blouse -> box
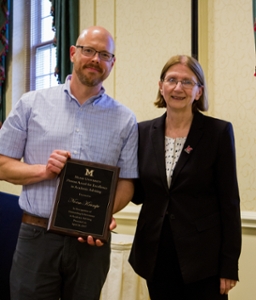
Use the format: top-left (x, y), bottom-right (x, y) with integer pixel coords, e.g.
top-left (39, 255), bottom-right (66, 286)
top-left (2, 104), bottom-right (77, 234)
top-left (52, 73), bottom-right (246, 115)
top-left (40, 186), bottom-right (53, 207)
top-left (165, 136), bottom-right (186, 188)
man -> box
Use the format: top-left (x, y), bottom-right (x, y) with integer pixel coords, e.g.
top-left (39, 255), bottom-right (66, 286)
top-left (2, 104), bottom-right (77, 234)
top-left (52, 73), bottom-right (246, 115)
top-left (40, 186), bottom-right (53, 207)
top-left (0, 26), bottom-right (138, 300)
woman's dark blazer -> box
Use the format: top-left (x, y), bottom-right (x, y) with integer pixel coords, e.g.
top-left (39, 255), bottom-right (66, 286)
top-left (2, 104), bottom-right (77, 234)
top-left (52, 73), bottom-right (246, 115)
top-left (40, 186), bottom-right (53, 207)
top-left (129, 111), bottom-right (241, 284)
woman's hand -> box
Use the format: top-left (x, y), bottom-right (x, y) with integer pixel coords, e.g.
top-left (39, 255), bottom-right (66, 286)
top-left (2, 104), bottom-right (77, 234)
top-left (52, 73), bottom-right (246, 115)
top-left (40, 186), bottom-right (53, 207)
top-left (220, 278), bottom-right (237, 294)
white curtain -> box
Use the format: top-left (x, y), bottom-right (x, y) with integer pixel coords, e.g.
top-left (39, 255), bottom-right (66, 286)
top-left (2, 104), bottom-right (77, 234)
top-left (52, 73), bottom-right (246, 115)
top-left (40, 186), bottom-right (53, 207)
top-left (100, 234), bottom-right (150, 300)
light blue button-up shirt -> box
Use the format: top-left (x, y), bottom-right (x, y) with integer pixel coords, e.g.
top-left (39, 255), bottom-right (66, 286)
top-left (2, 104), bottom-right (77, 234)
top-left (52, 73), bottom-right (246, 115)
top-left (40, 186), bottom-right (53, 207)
top-left (0, 76), bottom-right (138, 217)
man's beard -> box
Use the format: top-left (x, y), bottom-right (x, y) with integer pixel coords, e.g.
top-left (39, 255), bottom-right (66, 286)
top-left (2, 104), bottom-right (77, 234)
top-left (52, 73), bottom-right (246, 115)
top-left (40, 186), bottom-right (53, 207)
top-left (75, 65), bottom-right (104, 87)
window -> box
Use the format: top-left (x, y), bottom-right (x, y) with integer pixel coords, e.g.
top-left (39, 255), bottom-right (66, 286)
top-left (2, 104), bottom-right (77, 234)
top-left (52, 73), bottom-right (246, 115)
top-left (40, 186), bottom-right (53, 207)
top-left (30, 0), bottom-right (58, 90)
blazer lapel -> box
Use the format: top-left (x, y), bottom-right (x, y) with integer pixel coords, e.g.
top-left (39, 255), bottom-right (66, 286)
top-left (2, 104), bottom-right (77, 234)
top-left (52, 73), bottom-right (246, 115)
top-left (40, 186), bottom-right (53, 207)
top-left (151, 113), bottom-right (170, 193)
top-left (170, 111), bottom-right (205, 188)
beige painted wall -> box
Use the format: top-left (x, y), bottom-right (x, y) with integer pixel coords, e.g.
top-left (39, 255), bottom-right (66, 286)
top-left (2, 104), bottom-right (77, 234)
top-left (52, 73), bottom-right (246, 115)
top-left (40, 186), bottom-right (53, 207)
top-left (81, 1), bottom-right (256, 299)
top-left (80, 0), bottom-right (191, 122)
top-left (1, 0), bottom-right (256, 299)
top-left (80, 0), bottom-right (256, 213)
top-left (206, 0), bottom-right (256, 213)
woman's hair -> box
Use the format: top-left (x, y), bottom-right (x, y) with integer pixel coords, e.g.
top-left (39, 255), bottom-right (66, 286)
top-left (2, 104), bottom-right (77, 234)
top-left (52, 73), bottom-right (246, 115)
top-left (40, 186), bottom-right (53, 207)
top-left (154, 55), bottom-right (208, 112)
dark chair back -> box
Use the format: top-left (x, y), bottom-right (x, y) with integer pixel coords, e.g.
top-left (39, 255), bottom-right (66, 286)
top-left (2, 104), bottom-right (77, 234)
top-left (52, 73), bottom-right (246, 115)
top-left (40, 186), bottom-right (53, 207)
top-left (0, 192), bottom-right (22, 300)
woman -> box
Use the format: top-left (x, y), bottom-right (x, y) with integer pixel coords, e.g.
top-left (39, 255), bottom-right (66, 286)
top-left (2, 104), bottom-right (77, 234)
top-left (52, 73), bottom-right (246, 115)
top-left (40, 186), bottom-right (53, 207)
top-left (129, 55), bottom-right (241, 300)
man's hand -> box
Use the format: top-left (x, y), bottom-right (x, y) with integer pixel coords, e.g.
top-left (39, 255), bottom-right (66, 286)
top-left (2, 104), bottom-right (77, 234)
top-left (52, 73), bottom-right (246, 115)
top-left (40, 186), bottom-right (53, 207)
top-left (0, 150), bottom-right (70, 185)
top-left (46, 150), bottom-right (71, 178)
top-left (77, 217), bottom-right (117, 246)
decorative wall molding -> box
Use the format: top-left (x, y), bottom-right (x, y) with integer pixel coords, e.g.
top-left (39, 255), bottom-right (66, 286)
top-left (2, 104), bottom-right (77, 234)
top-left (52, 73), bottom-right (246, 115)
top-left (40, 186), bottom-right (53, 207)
top-left (241, 211), bottom-right (256, 229)
top-left (115, 206), bottom-right (256, 229)
top-left (114, 205), bottom-right (140, 221)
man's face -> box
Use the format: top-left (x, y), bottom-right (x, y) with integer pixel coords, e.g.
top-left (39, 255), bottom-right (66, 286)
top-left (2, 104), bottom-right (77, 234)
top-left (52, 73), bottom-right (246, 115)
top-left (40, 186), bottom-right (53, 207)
top-left (70, 29), bottom-right (115, 87)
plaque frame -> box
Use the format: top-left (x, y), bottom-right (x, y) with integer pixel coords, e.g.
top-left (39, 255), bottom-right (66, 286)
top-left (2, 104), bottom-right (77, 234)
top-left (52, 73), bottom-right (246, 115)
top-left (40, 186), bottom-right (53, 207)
top-left (47, 158), bottom-right (120, 242)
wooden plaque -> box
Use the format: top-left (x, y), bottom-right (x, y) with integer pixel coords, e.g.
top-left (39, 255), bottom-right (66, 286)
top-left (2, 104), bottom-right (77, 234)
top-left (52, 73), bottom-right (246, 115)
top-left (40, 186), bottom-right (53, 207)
top-left (48, 159), bottom-right (120, 242)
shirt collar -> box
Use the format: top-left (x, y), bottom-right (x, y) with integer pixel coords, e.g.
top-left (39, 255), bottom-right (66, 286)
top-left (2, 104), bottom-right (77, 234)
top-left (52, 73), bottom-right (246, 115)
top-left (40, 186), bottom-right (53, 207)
top-left (64, 75), bottom-right (105, 105)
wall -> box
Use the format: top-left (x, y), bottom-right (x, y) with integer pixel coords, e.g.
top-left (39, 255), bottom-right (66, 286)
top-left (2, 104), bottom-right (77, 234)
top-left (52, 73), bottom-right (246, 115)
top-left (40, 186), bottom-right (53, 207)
top-left (79, 0), bottom-right (191, 122)
top-left (79, 0), bottom-right (256, 214)
top-left (0, 0), bottom-right (24, 196)
top-left (1, 0), bottom-right (256, 299)
top-left (206, 0), bottom-right (256, 214)
top-left (201, 3), bottom-right (256, 297)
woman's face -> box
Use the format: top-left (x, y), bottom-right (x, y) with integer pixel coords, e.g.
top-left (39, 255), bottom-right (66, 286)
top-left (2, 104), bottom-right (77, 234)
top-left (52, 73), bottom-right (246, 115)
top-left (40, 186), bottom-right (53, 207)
top-left (159, 63), bottom-right (202, 113)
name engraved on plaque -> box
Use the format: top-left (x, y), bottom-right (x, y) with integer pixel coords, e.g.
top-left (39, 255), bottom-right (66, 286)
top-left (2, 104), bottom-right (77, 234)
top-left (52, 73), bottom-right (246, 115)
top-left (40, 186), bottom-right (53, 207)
top-left (48, 159), bottom-right (120, 242)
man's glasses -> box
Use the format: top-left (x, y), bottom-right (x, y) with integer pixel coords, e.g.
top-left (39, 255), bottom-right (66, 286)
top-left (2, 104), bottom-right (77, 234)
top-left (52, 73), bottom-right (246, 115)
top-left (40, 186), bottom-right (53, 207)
top-left (76, 46), bottom-right (115, 62)
top-left (163, 77), bottom-right (201, 89)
